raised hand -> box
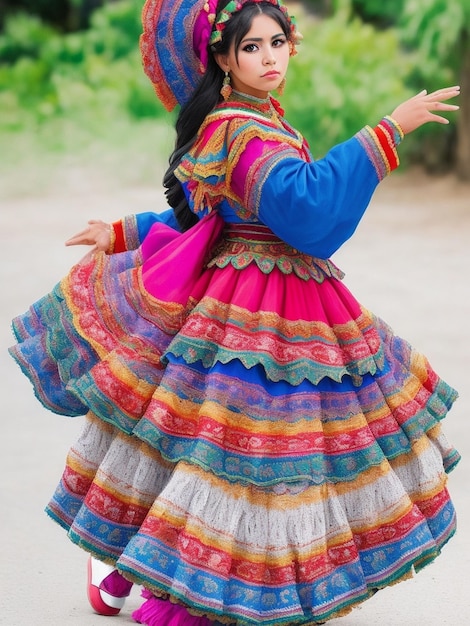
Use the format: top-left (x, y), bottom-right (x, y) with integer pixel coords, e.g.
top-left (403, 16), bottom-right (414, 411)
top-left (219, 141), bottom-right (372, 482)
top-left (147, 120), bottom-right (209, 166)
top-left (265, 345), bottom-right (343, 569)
top-left (391, 86), bottom-right (460, 135)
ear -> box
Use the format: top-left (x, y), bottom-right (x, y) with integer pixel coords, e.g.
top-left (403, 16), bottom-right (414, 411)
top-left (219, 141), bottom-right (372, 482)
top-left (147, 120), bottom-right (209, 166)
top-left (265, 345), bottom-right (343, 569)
top-left (213, 53), bottom-right (230, 72)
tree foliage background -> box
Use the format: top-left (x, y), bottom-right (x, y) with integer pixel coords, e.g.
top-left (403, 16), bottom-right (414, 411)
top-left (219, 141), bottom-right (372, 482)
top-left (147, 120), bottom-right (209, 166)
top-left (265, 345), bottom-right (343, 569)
top-left (0, 0), bottom-right (467, 189)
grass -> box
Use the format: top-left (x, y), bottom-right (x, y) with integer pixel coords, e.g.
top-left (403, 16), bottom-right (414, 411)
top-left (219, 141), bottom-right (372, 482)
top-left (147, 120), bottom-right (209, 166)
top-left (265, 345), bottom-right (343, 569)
top-left (0, 112), bottom-right (175, 199)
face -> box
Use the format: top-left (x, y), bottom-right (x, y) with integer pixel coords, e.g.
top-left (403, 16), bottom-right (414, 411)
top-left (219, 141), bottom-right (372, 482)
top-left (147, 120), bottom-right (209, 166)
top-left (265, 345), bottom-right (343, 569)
top-left (216, 13), bottom-right (290, 99)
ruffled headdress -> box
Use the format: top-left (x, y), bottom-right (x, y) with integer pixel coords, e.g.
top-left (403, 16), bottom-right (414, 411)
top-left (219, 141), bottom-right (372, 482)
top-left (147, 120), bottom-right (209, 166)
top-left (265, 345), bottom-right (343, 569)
top-left (140, 0), bottom-right (300, 111)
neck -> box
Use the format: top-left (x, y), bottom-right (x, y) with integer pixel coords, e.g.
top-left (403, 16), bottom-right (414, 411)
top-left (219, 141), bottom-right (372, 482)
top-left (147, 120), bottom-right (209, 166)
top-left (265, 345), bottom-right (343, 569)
top-left (226, 90), bottom-right (284, 124)
top-left (231, 89), bottom-right (270, 103)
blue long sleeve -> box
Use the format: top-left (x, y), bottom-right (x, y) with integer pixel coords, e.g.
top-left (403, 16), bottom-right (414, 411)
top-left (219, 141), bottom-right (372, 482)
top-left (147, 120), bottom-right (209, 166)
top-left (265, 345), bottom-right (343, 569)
top-left (113, 208), bottom-right (181, 252)
top-left (135, 209), bottom-right (180, 241)
top-left (257, 136), bottom-right (379, 259)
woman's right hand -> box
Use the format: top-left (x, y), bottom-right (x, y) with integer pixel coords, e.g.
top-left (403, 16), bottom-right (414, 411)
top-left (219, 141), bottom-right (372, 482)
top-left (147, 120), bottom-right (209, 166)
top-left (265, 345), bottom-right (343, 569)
top-left (391, 86), bottom-right (460, 135)
top-left (65, 219), bottom-right (112, 252)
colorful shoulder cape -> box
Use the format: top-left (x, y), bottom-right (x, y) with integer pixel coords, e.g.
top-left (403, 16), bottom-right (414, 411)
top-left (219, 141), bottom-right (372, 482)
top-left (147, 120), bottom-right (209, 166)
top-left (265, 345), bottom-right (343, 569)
top-left (175, 97), bottom-right (311, 219)
top-left (175, 96), bottom-right (404, 258)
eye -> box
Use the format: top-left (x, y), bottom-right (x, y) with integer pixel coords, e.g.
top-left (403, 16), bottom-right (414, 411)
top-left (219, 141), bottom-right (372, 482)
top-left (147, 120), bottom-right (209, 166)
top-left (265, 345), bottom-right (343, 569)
top-left (272, 37), bottom-right (287, 47)
top-left (242, 43), bottom-right (259, 52)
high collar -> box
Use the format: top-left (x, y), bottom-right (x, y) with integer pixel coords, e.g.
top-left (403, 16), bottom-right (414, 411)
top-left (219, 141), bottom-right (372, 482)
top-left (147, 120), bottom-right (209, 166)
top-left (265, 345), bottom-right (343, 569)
top-left (227, 90), bottom-right (285, 119)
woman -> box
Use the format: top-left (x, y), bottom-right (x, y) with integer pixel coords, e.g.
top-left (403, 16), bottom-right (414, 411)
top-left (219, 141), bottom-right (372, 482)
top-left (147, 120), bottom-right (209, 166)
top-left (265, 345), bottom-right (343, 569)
top-left (10, 1), bottom-right (460, 624)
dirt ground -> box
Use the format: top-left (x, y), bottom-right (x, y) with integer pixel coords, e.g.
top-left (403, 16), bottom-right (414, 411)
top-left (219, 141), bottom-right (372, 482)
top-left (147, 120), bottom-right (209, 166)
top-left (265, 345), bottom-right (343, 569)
top-left (0, 166), bottom-right (469, 625)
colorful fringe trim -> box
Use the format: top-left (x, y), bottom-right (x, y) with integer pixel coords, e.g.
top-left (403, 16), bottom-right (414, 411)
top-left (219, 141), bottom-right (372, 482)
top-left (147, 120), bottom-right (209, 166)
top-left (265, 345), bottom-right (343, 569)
top-left (133, 589), bottom-right (212, 626)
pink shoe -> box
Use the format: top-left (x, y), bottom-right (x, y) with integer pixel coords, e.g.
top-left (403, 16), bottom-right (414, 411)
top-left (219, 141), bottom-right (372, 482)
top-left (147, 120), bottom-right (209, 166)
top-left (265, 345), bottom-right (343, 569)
top-left (87, 556), bottom-right (133, 616)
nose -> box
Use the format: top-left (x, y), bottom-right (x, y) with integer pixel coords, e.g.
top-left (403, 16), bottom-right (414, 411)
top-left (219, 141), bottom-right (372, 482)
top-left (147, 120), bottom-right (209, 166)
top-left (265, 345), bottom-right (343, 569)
top-left (263, 50), bottom-right (276, 65)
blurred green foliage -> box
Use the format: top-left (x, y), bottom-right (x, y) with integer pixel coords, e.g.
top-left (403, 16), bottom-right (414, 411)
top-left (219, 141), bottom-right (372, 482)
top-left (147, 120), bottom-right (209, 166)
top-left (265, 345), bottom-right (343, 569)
top-left (400, 0), bottom-right (467, 85)
top-left (284, 6), bottom-right (413, 157)
top-left (398, 0), bottom-right (468, 170)
top-left (0, 0), bottom-right (463, 175)
top-left (0, 0), bottom-right (105, 30)
top-left (0, 1), bottom-right (411, 151)
top-left (350, 0), bottom-right (404, 27)
top-left (0, 1), bottom-right (163, 133)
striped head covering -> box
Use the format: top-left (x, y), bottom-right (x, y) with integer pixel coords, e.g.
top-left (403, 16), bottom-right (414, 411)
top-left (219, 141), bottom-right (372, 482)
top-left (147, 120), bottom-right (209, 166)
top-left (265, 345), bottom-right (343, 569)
top-left (140, 0), bottom-right (299, 111)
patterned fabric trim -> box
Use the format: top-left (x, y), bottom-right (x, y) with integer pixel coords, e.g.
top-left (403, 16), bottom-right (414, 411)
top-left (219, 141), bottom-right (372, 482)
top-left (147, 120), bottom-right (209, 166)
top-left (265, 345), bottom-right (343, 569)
top-left (208, 224), bottom-right (345, 282)
top-left (164, 299), bottom-right (385, 387)
top-left (242, 142), bottom-right (300, 217)
top-left (355, 116), bottom-right (404, 181)
top-left (175, 101), bottom-right (309, 219)
top-left (135, 362), bottom-right (459, 486)
top-left (107, 225), bottom-right (116, 254)
top-left (111, 215), bottom-right (140, 253)
top-left (384, 114), bottom-right (405, 144)
top-left (116, 460), bottom-right (457, 624)
top-left (140, 0), bottom-right (202, 111)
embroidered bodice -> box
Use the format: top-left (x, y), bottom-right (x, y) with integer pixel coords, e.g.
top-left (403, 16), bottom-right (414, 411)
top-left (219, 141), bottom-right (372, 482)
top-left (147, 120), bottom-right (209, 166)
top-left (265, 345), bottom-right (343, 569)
top-left (114, 92), bottom-right (403, 261)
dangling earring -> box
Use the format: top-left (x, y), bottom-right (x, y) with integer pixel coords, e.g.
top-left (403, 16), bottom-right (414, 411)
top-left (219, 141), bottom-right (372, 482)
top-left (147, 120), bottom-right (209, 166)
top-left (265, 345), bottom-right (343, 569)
top-left (220, 71), bottom-right (232, 101)
top-left (277, 78), bottom-right (286, 96)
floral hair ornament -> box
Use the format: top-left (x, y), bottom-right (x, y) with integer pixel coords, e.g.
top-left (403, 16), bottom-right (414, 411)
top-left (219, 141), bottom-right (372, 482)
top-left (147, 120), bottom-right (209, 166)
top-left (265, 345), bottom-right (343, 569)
top-left (209, 0), bottom-right (300, 52)
top-left (140, 0), bottom-right (300, 112)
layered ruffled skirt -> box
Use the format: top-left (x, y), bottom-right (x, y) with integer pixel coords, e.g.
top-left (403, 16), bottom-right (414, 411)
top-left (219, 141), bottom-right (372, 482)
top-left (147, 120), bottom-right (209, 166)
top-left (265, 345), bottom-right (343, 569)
top-left (9, 212), bottom-right (460, 625)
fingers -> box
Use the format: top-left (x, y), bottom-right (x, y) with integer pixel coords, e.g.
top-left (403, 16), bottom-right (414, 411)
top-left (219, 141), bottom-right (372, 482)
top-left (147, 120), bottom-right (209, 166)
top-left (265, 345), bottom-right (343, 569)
top-left (425, 96), bottom-right (459, 124)
top-left (64, 220), bottom-right (109, 247)
top-left (66, 227), bottom-right (90, 240)
top-left (430, 85), bottom-right (460, 95)
top-left (65, 232), bottom-right (92, 246)
top-left (65, 224), bottom-right (95, 246)
top-left (413, 86), bottom-right (460, 100)
top-left (427, 106), bottom-right (459, 124)
top-left (428, 114), bottom-right (452, 125)
top-left (412, 86), bottom-right (460, 126)
top-left (65, 236), bottom-right (86, 247)
top-left (422, 86), bottom-right (460, 102)
top-left (433, 103), bottom-right (460, 112)
top-left (391, 85), bottom-right (460, 134)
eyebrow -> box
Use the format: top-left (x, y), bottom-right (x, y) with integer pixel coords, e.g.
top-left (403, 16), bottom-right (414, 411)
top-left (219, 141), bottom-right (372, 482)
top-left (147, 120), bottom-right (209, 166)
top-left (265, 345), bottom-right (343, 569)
top-left (240, 32), bottom-right (285, 44)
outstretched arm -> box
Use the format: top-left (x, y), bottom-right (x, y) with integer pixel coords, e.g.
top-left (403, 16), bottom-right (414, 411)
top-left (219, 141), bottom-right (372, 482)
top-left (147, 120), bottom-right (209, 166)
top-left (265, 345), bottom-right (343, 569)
top-left (238, 85), bottom-right (460, 259)
top-left (64, 209), bottom-right (180, 254)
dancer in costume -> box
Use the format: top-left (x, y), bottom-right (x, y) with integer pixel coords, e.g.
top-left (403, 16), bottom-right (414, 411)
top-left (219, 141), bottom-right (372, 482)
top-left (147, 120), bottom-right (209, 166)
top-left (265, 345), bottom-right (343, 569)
top-left (9, 0), bottom-right (461, 624)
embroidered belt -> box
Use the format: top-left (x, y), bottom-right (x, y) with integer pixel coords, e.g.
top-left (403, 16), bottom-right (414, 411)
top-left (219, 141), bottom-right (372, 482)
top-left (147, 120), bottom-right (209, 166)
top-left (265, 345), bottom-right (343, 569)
top-left (207, 223), bottom-right (345, 282)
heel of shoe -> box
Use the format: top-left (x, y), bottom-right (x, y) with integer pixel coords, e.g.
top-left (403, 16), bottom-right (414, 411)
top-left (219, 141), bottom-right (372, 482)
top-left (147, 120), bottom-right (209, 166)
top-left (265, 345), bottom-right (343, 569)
top-left (87, 556), bottom-right (130, 616)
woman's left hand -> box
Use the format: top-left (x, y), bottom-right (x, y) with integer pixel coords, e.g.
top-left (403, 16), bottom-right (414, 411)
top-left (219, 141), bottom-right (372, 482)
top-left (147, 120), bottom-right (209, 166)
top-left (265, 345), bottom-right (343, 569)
top-left (390, 86), bottom-right (460, 135)
top-left (65, 219), bottom-right (112, 252)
